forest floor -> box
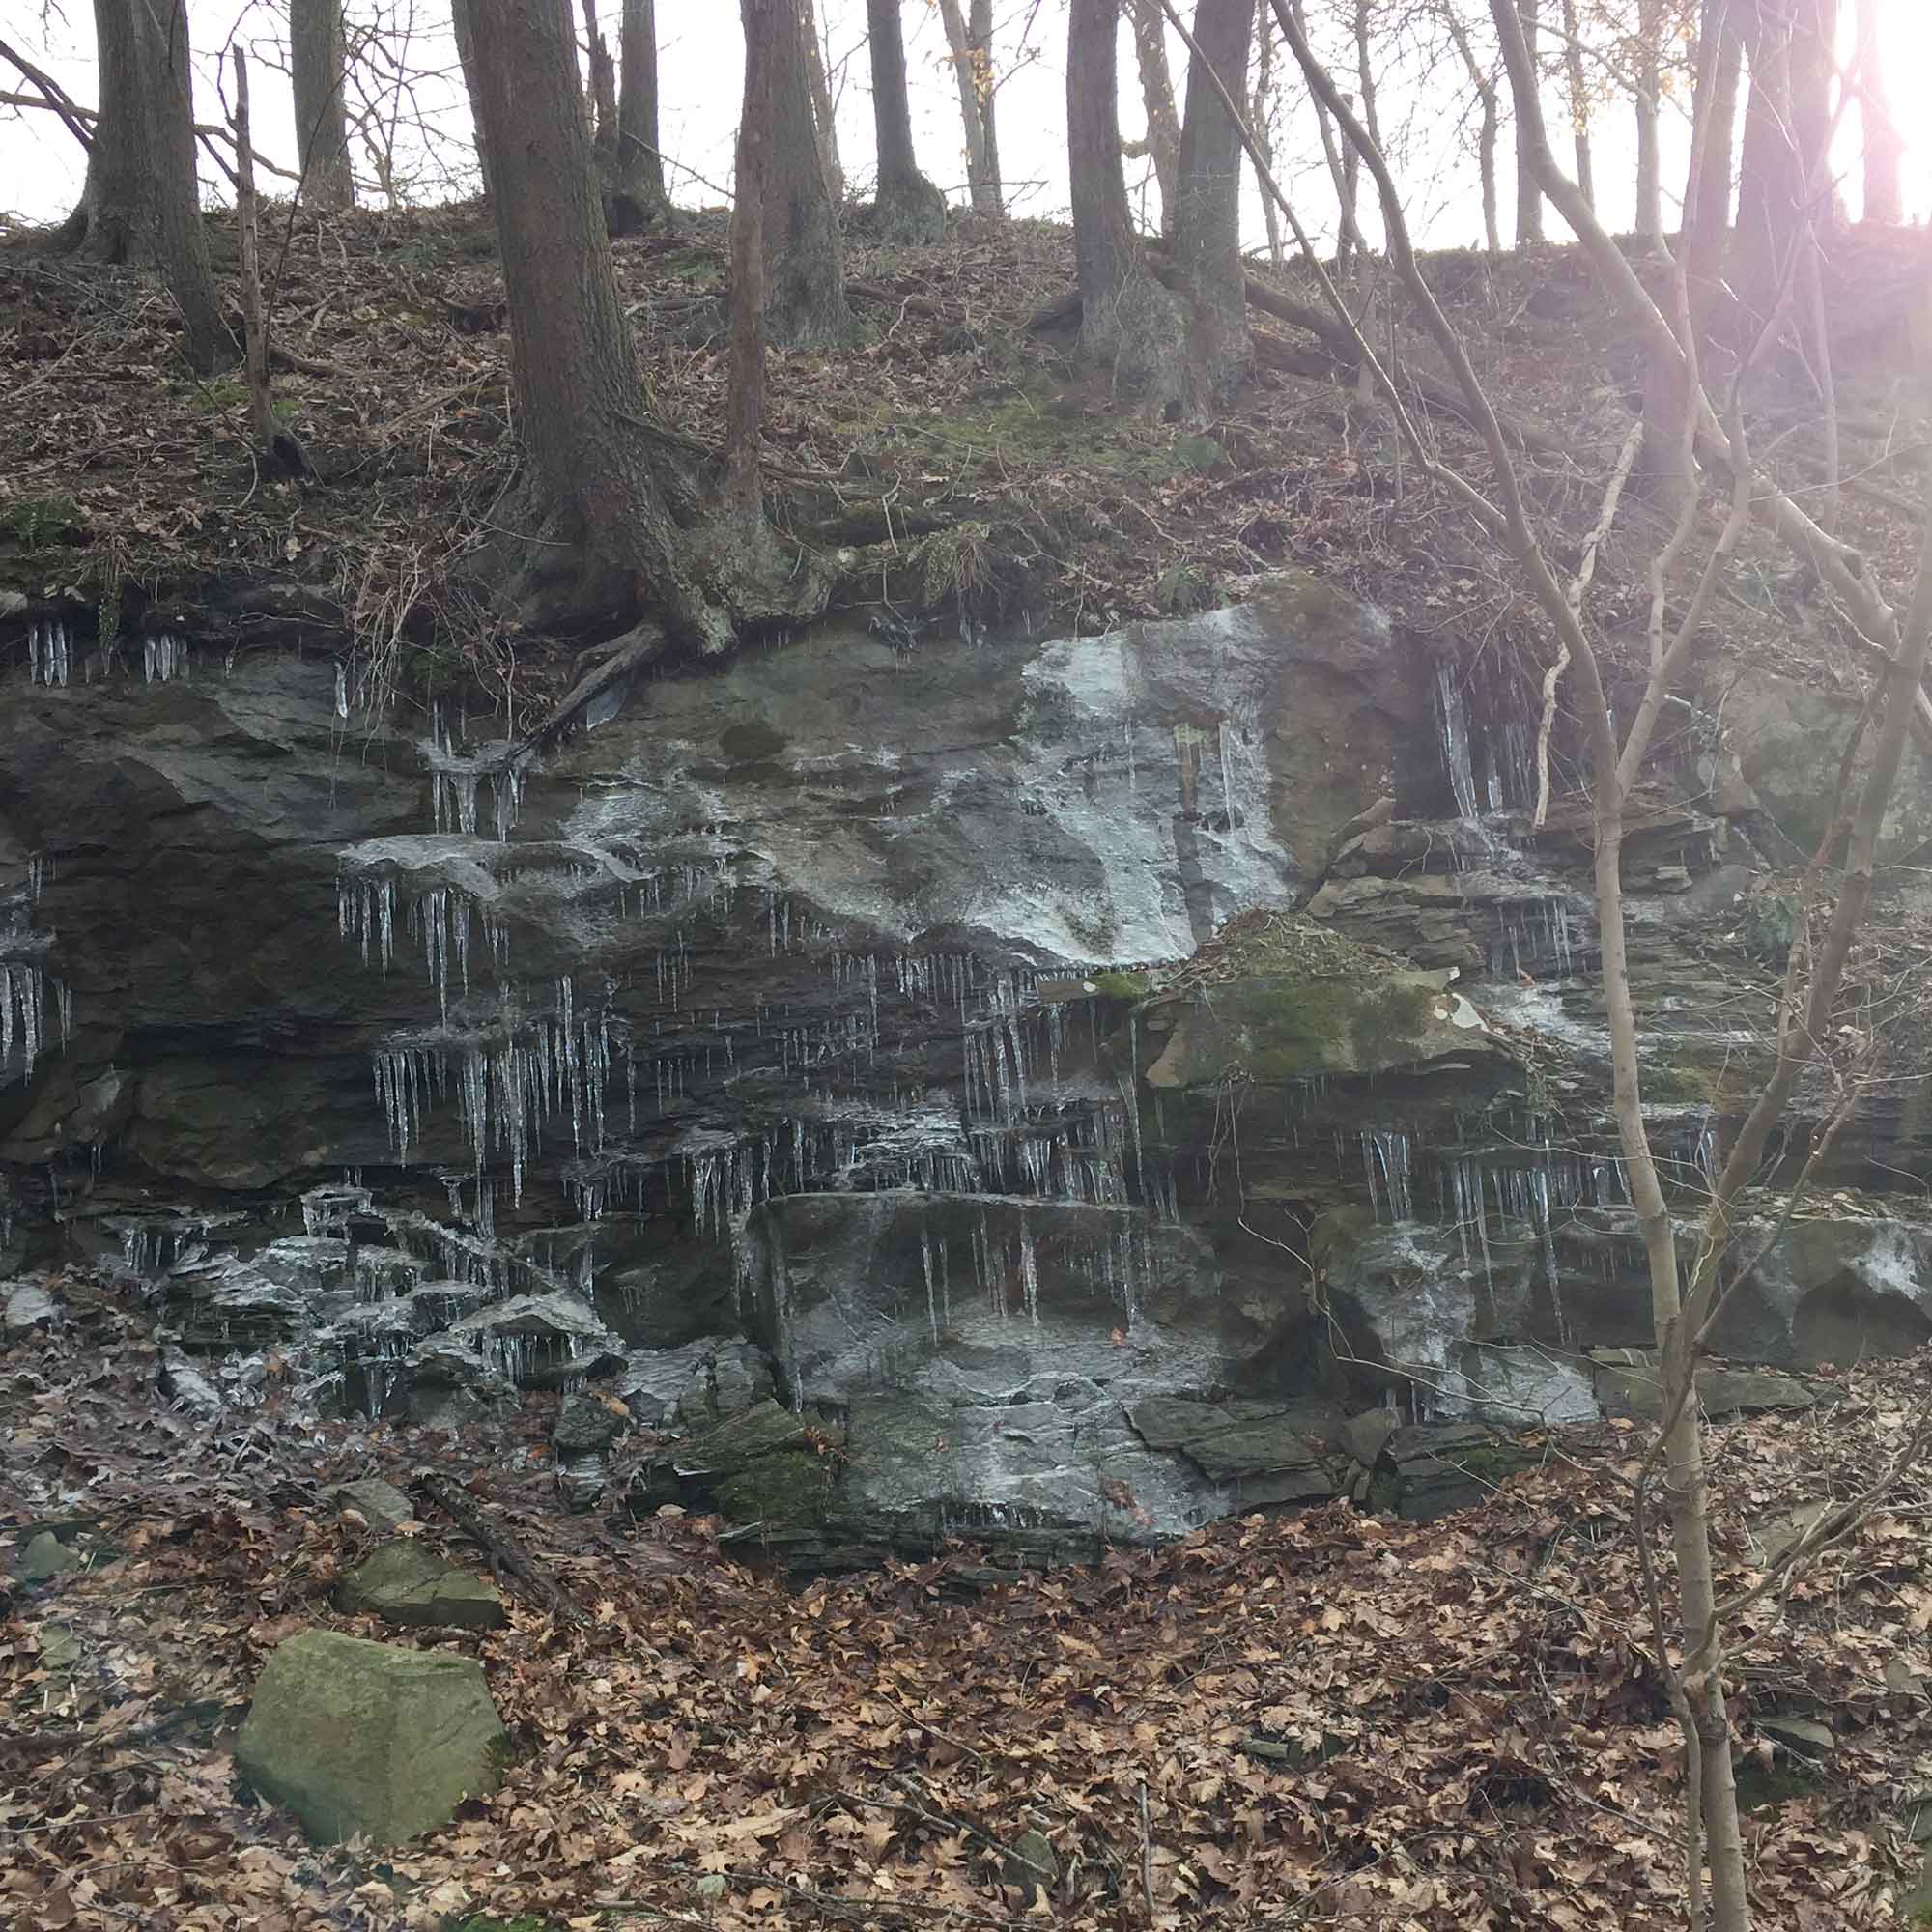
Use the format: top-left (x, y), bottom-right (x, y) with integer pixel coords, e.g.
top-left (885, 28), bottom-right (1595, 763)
top-left (5, 1270), bottom-right (1932, 1931)
top-left (2, 204), bottom-right (1927, 720)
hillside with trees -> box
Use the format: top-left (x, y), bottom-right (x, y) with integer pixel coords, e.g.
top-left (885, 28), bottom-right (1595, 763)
top-left (4, 4), bottom-right (1932, 1930)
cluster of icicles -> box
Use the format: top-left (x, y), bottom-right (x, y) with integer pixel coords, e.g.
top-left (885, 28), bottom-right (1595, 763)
top-left (24, 619), bottom-right (191, 689)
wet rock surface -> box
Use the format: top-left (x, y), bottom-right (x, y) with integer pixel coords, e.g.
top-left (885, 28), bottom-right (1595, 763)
top-left (5, 579), bottom-right (1932, 1557)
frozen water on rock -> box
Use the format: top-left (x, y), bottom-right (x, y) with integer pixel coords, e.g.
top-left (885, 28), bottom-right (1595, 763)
top-left (27, 619), bottom-right (72, 688)
top-left (143, 632), bottom-right (188, 683)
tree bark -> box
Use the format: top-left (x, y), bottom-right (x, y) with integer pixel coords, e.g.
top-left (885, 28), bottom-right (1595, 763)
top-left (1853, 0), bottom-right (1902, 224)
top-left (1735, 0), bottom-right (1835, 329)
top-left (465, 0), bottom-right (810, 652)
top-left (1170, 0), bottom-right (1254, 403)
top-left (867, 0), bottom-right (945, 240)
top-left (1445, 7), bottom-right (1502, 255)
top-left (1686, 0), bottom-right (1741, 295)
top-left (800, 0), bottom-right (845, 200)
top-left (1067, 0), bottom-right (1186, 410)
top-left (1124, 0), bottom-right (1180, 232)
top-left (1515, 0), bottom-right (1545, 243)
top-left (134, 0), bottom-right (237, 374)
top-left (611, 0), bottom-right (670, 229)
top-left (1559, 0), bottom-right (1594, 213)
top-left (582, 0), bottom-right (618, 164)
top-left (1634, 0), bottom-right (1662, 242)
top-left (758, 0), bottom-right (850, 343)
top-left (291, 0), bottom-right (355, 209)
top-left (58, 0), bottom-right (146, 259)
top-left (450, 0), bottom-right (497, 198)
top-left (937, 0), bottom-right (1003, 214)
top-left (1248, 0), bottom-right (1284, 267)
top-left (725, 2), bottom-right (770, 523)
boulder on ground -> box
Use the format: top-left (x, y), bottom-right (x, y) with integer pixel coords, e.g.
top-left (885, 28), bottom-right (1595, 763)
top-left (235, 1629), bottom-right (507, 1843)
top-left (1591, 1349), bottom-right (1817, 1420)
top-left (325, 1477), bottom-right (416, 1535)
top-left (3, 1280), bottom-right (56, 1343)
top-left (334, 1540), bottom-right (507, 1631)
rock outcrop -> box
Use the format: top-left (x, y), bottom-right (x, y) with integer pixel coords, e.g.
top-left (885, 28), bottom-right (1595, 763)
top-left (6, 573), bottom-right (1931, 1558)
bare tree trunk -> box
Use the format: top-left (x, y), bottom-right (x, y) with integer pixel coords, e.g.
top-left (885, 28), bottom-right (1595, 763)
top-left (1515, 0), bottom-right (1545, 243)
top-left (291, 0), bottom-right (355, 209)
top-left (465, 0), bottom-right (810, 653)
top-left (725, 0), bottom-right (771, 523)
top-left (1634, 0), bottom-right (1662, 242)
top-left (1068, 0), bottom-right (1185, 408)
top-left (1171, 0), bottom-right (1254, 403)
top-left (1735, 0), bottom-right (1835, 329)
top-left (1444, 7), bottom-right (1500, 255)
top-left (58, 0), bottom-right (146, 259)
top-left (612, 0), bottom-right (670, 229)
top-left (754, 0), bottom-right (850, 343)
top-left (937, 0), bottom-right (1003, 214)
top-left (1124, 0), bottom-right (1181, 232)
top-left (799, 0), bottom-right (844, 200)
top-left (1249, 0), bottom-right (1284, 267)
top-left (867, 0), bottom-right (945, 240)
top-left (1686, 0), bottom-right (1741, 294)
top-left (1292, 0), bottom-right (1367, 270)
top-left (1559, 0), bottom-right (1595, 213)
top-left (1852, 0), bottom-right (1901, 224)
top-left (582, 0), bottom-right (618, 164)
top-left (134, 0), bottom-right (236, 375)
top-left (230, 46), bottom-right (277, 457)
top-left (450, 0), bottom-right (497, 198)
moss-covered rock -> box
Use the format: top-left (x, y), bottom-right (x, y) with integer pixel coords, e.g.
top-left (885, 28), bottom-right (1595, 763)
top-left (1140, 909), bottom-right (1502, 1087)
top-left (713, 1449), bottom-right (835, 1529)
top-left (235, 1630), bottom-right (507, 1844)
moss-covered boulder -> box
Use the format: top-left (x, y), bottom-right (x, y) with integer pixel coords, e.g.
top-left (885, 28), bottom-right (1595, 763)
top-left (235, 1630), bottom-right (507, 1843)
top-left (1139, 909), bottom-right (1501, 1087)
top-left (334, 1540), bottom-right (507, 1631)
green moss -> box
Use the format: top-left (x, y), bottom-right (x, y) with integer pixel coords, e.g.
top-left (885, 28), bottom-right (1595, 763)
top-left (712, 1451), bottom-right (833, 1528)
top-left (451, 1918), bottom-right (559, 1932)
top-left (5, 495), bottom-right (80, 548)
top-left (1220, 968), bottom-right (1435, 1081)
top-left (720, 720), bottom-right (787, 763)
top-left (1087, 970), bottom-right (1150, 1001)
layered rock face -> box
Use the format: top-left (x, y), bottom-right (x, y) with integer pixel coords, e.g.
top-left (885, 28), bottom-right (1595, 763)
top-left (4, 577), bottom-right (1929, 1556)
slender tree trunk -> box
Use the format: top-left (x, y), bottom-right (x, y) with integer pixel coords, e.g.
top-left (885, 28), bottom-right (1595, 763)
top-left (1559, 0), bottom-right (1594, 213)
top-left (867, 0), bottom-right (945, 239)
top-left (1124, 0), bottom-right (1181, 232)
top-left (759, 0), bottom-right (850, 343)
top-left (1249, 0), bottom-right (1284, 267)
top-left (1634, 0), bottom-right (1662, 242)
top-left (465, 0), bottom-right (802, 654)
top-left (230, 46), bottom-right (277, 456)
top-left (612, 0), bottom-right (670, 229)
top-left (938, 0), bottom-right (1003, 213)
top-left (725, 0), bottom-right (771, 524)
top-left (1445, 8), bottom-right (1500, 255)
top-left (582, 0), bottom-right (619, 163)
top-left (1292, 0), bottom-right (1367, 270)
top-left (800, 0), bottom-right (845, 200)
top-left (1171, 0), bottom-right (1254, 404)
top-left (1687, 0), bottom-right (1741, 294)
top-left (291, 0), bottom-right (355, 209)
top-left (1515, 0), bottom-right (1545, 243)
top-left (1852, 0), bottom-right (1899, 224)
top-left (1067, 0), bottom-right (1185, 408)
top-left (450, 0), bottom-right (497, 198)
top-left (134, 0), bottom-right (236, 374)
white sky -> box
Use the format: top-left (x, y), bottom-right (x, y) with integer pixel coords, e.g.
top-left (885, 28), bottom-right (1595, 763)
top-left (2, 1), bottom-right (1927, 248)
